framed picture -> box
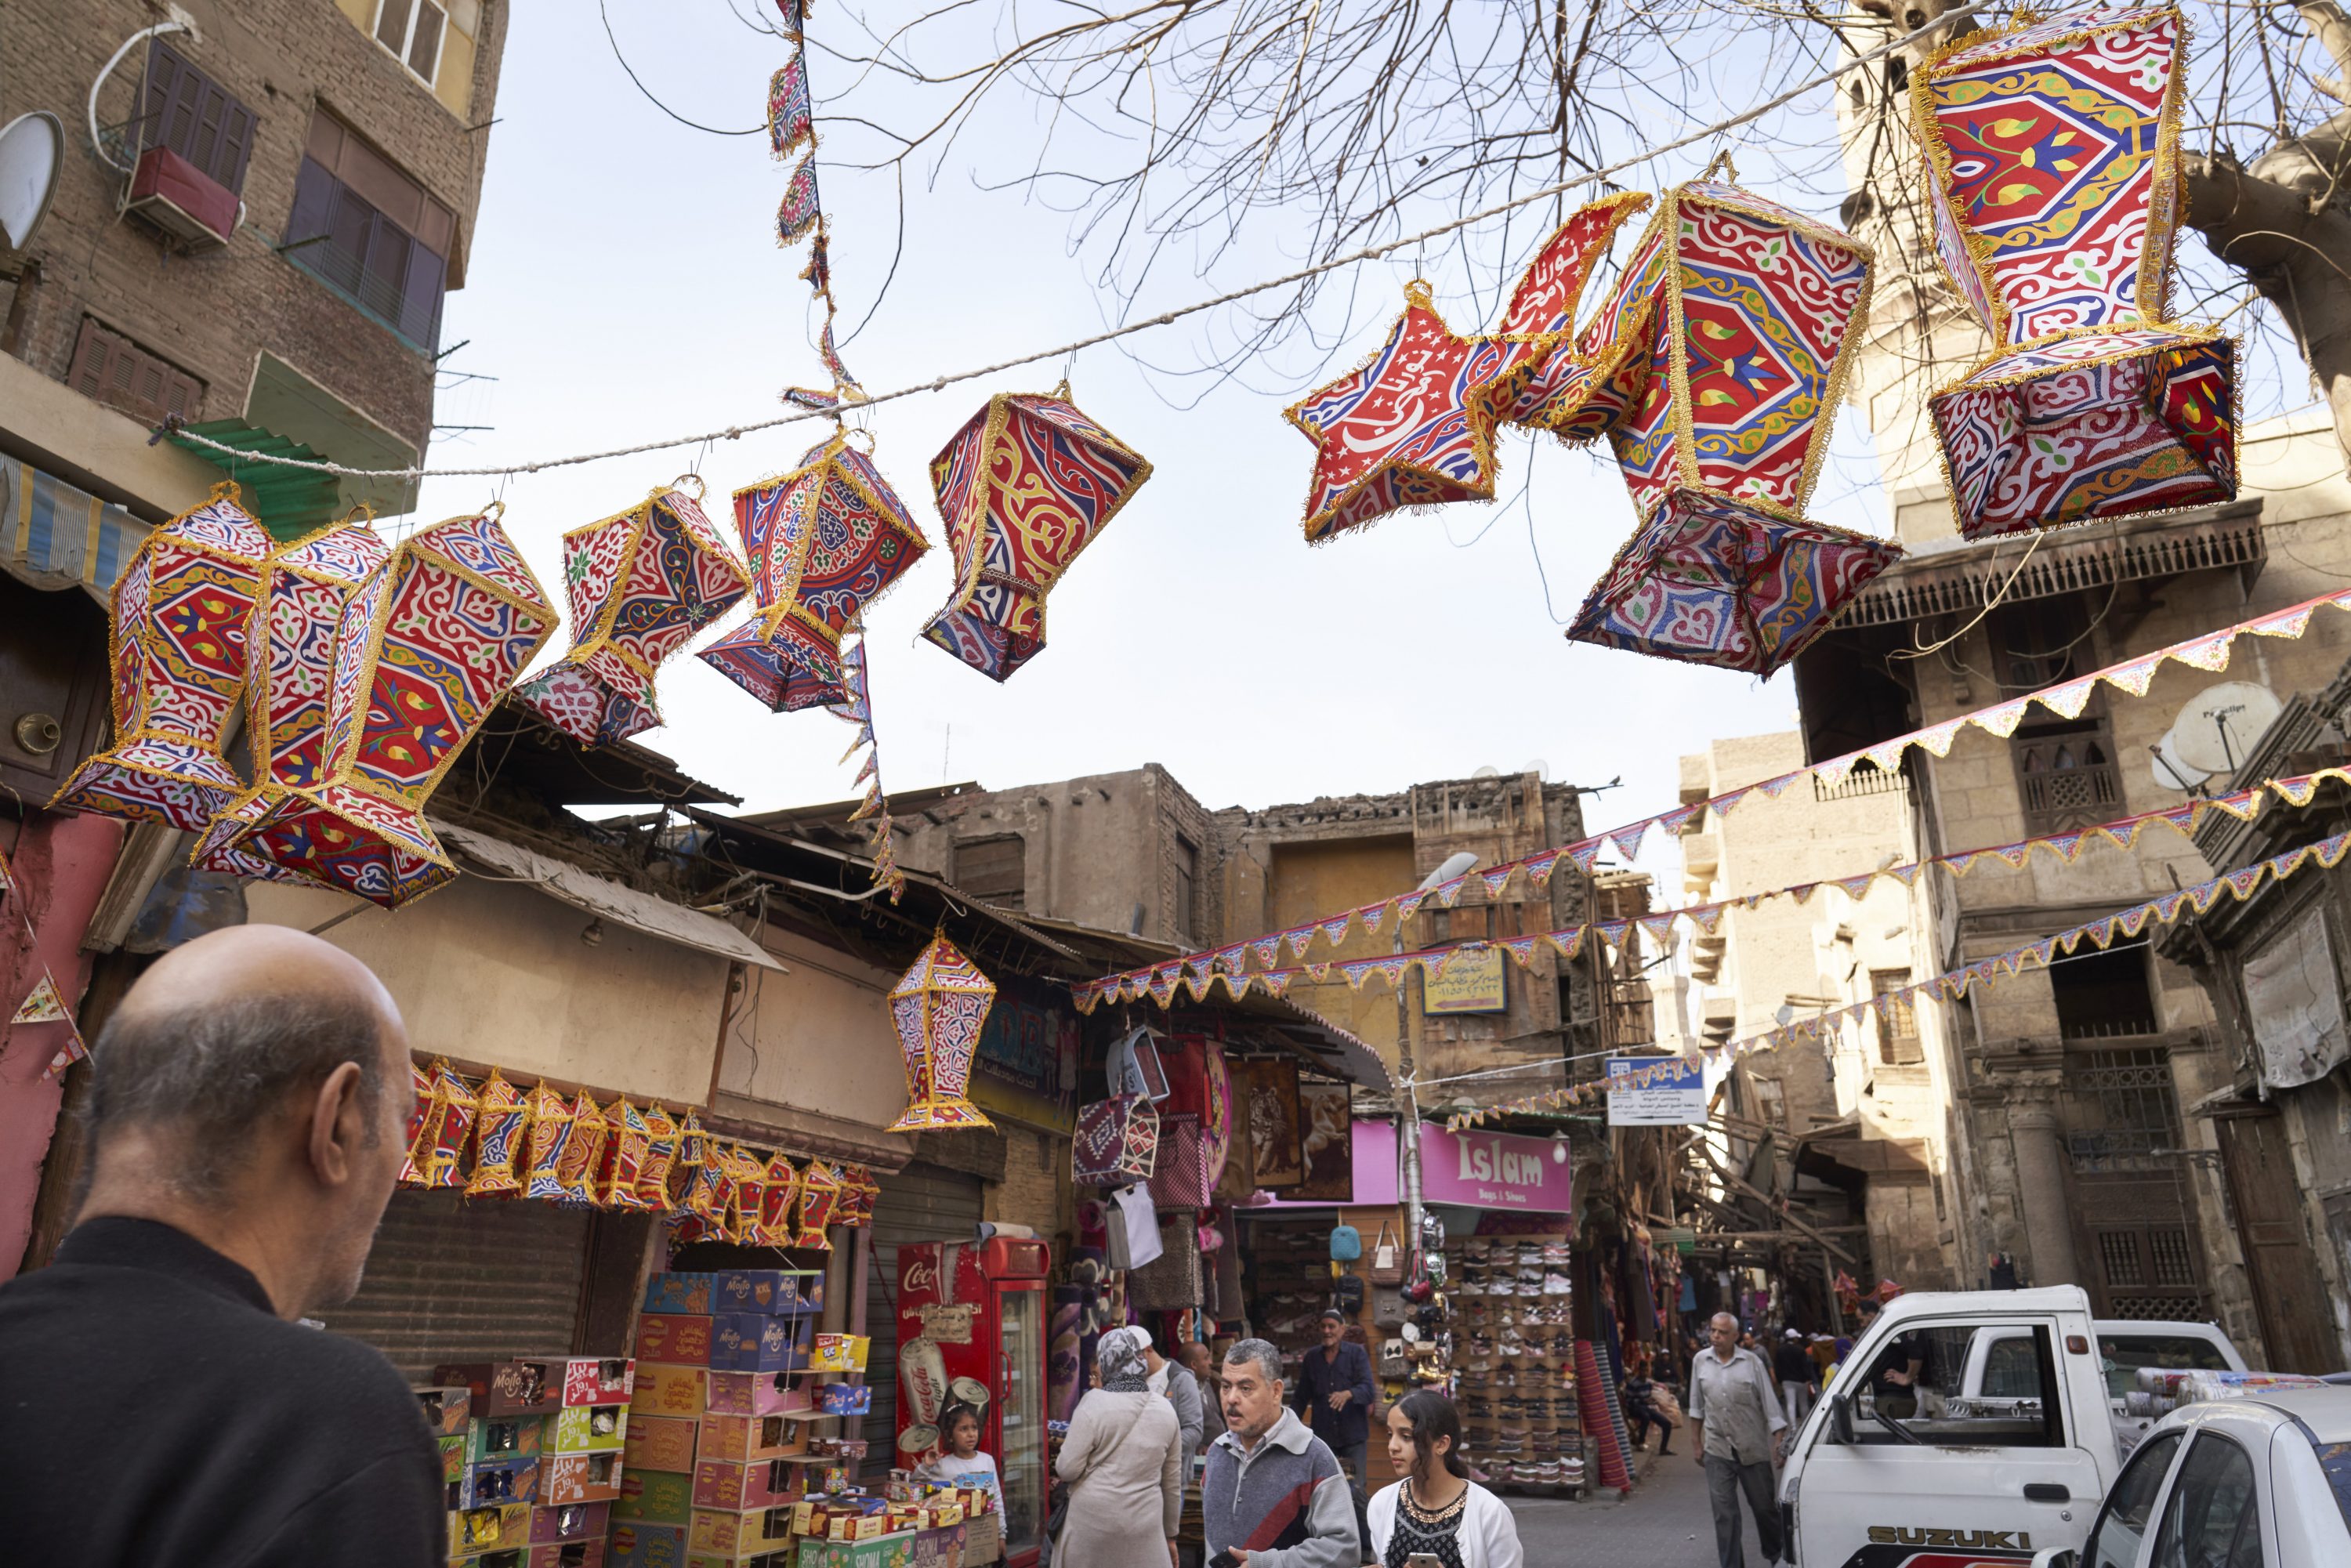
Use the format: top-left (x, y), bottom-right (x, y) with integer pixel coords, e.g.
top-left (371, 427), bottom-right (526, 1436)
top-left (1294, 1079), bottom-right (1353, 1201)
top-left (1232, 1057), bottom-right (1304, 1190)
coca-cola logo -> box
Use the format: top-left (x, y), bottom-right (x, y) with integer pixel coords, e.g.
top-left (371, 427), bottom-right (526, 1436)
top-left (901, 1257), bottom-right (940, 1295)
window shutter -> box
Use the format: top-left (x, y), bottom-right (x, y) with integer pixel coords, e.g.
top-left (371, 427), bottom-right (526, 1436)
top-left (141, 42), bottom-right (257, 195)
top-left (64, 317), bottom-right (205, 426)
top-left (67, 319), bottom-right (115, 401)
top-left (286, 158), bottom-right (338, 248)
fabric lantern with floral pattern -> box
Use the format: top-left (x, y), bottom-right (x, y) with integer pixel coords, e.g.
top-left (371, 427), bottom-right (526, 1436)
top-left (1911, 4), bottom-right (2236, 537)
top-left (885, 934), bottom-right (998, 1132)
top-left (225, 509), bottom-right (556, 907)
top-left (922, 388), bottom-right (1152, 681)
top-left (189, 514), bottom-right (390, 883)
top-left (1561, 179), bottom-right (1902, 675)
top-left (50, 484), bottom-right (271, 829)
top-left (518, 483), bottom-right (749, 744)
top-left (700, 432), bottom-right (929, 710)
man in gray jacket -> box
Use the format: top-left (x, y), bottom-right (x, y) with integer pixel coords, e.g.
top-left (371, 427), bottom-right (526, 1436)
top-left (1204, 1338), bottom-right (1358, 1568)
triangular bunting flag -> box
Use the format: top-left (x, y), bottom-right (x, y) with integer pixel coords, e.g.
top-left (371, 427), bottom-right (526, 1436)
top-left (11, 971), bottom-right (69, 1026)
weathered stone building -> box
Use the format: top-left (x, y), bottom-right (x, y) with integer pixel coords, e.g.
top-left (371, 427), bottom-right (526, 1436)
top-left (2, 0), bottom-right (509, 1274)
top-left (1676, 732), bottom-right (1956, 1291)
top-left (850, 766), bottom-right (1600, 1108)
top-left (1804, 5), bottom-right (2351, 1333)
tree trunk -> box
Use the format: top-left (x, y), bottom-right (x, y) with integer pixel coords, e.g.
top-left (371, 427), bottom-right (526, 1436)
top-left (2183, 2), bottom-right (2351, 470)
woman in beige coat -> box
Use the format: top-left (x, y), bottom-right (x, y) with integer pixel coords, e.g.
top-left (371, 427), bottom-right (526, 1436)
top-left (1055, 1327), bottom-right (1184, 1566)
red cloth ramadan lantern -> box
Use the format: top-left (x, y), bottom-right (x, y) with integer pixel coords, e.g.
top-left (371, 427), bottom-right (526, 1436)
top-left (922, 388), bottom-right (1153, 681)
top-left (49, 483), bottom-right (272, 828)
top-left (699, 431), bottom-right (929, 710)
top-left (517, 483), bottom-right (748, 744)
top-left (1912, 4), bottom-right (2235, 538)
top-left (225, 509), bottom-right (556, 907)
top-left (885, 934), bottom-right (998, 1132)
top-left (189, 514), bottom-right (390, 882)
top-left (1561, 179), bottom-right (1902, 675)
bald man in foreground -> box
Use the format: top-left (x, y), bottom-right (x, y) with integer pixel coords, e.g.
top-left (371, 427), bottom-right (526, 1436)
top-left (0, 925), bottom-right (442, 1567)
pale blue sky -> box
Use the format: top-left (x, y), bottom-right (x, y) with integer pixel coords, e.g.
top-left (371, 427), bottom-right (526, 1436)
top-left (413, 2), bottom-right (1903, 848)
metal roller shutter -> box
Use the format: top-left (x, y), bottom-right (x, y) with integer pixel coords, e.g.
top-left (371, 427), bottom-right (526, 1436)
top-left (860, 1162), bottom-right (986, 1465)
top-left (324, 1189), bottom-right (595, 1381)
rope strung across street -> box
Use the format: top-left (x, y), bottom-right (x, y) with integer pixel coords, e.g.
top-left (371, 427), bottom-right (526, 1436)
top-left (165, 2), bottom-right (1992, 483)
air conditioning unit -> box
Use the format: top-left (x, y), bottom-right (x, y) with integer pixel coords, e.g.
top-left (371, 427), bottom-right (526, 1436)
top-left (125, 145), bottom-right (237, 249)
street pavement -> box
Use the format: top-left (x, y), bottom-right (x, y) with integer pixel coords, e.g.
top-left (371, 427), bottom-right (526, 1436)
top-left (1502, 1446), bottom-right (1777, 1566)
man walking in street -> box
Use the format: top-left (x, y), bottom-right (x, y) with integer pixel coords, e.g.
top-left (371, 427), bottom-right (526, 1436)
top-left (1689, 1309), bottom-right (1788, 1568)
top-left (1773, 1328), bottom-right (1817, 1427)
top-left (0, 925), bottom-right (442, 1566)
top-left (1289, 1307), bottom-right (1375, 1554)
top-left (1205, 1338), bottom-right (1359, 1568)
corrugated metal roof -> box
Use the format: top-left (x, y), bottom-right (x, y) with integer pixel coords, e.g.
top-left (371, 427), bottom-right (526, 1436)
top-left (168, 419), bottom-right (342, 539)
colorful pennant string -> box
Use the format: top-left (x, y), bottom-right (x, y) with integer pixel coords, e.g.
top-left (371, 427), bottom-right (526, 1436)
top-left (1447, 828), bottom-right (2351, 1128)
top-left (766, 0), bottom-right (861, 410)
top-left (828, 625), bottom-right (904, 900)
top-left (1071, 765), bottom-right (2347, 1013)
top-left (1070, 583), bottom-right (2351, 1004)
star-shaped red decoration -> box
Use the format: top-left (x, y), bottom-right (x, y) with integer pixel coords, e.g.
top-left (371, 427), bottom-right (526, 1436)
top-left (1284, 283), bottom-right (1497, 543)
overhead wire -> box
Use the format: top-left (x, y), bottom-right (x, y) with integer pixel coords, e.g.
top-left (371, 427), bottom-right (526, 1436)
top-left (165, 0), bottom-right (1997, 485)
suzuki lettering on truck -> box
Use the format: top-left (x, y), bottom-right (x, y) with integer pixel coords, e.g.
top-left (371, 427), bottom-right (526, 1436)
top-left (1779, 1287), bottom-right (2126, 1568)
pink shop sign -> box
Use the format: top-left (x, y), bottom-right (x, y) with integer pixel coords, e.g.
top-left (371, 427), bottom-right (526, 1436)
top-left (1418, 1124), bottom-right (1571, 1212)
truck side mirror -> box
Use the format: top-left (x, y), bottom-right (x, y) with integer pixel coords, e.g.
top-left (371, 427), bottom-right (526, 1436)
top-left (2028, 1550), bottom-right (2078, 1568)
top-left (1828, 1394), bottom-right (1854, 1445)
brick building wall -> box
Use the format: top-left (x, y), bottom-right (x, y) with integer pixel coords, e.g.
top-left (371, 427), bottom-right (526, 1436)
top-left (2, 0), bottom-right (506, 459)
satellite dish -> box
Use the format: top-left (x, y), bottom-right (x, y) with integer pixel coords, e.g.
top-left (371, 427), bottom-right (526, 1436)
top-left (2150, 727), bottom-right (2211, 795)
top-left (1522, 759), bottom-right (1549, 780)
top-left (1472, 765), bottom-right (1501, 779)
top-left (2169, 682), bottom-right (2283, 776)
top-left (0, 112), bottom-right (64, 252)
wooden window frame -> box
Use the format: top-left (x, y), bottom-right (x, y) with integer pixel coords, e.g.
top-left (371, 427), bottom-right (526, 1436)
top-left (140, 41), bottom-right (259, 196)
top-left (2011, 712), bottom-right (2125, 837)
top-left (951, 835), bottom-right (1026, 909)
top-left (66, 316), bottom-right (205, 425)
top-left (373, 0), bottom-right (451, 88)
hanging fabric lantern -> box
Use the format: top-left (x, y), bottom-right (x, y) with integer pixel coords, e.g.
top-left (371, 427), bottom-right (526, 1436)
top-left (1469, 191), bottom-right (1654, 432)
top-left (49, 483), bottom-right (271, 829)
top-left (516, 483), bottom-right (748, 744)
top-left (1563, 179), bottom-right (1902, 675)
top-left (466, 1070), bottom-right (528, 1199)
top-left (598, 1099), bottom-right (655, 1211)
top-left (921, 386), bottom-right (1153, 681)
top-left (725, 1143), bottom-right (770, 1245)
top-left (226, 509), bottom-right (556, 907)
top-left (189, 514), bottom-right (391, 882)
top-left (759, 1153), bottom-right (802, 1246)
top-left (1913, 4), bottom-right (2235, 537)
top-left (637, 1104), bottom-right (681, 1211)
top-left (794, 1159), bottom-right (842, 1248)
top-left (884, 934), bottom-right (998, 1132)
top-left (699, 431), bottom-right (929, 710)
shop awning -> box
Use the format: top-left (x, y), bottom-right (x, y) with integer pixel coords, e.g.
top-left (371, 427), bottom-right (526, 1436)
top-left (2, 451), bottom-right (148, 603)
top-left (433, 821), bottom-right (786, 972)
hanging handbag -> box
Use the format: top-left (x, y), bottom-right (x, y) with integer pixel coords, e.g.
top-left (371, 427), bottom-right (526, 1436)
top-left (1147, 1114), bottom-right (1210, 1209)
top-left (1332, 1273), bottom-right (1365, 1315)
top-left (1378, 1338), bottom-right (1411, 1378)
top-left (1328, 1222), bottom-right (1362, 1262)
top-left (1104, 1184), bottom-right (1164, 1271)
top-left (1372, 1284), bottom-right (1406, 1329)
top-left (1367, 1220), bottom-right (1404, 1286)
top-left (1128, 1209), bottom-right (1204, 1311)
top-left (1107, 1027), bottom-right (1172, 1103)
top-left (1073, 1095), bottom-right (1159, 1186)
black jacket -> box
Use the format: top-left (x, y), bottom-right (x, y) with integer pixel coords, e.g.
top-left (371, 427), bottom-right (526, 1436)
top-left (0, 1217), bottom-right (444, 1568)
top-left (1289, 1338), bottom-right (1377, 1451)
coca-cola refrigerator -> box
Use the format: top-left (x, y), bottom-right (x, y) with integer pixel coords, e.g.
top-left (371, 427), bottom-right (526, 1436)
top-left (896, 1236), bottom-right (1049, 1566)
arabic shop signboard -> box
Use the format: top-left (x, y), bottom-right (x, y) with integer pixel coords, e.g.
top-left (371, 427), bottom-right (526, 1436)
top-left (1605, 1054), bottom-right (1707, 1126)
top-left (1421, 944), bottom-right (1507, 1015)
top-left (1418, 1124), bottom-right (1570, 1212)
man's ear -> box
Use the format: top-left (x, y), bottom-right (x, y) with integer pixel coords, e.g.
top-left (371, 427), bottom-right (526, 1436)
top-left (307, 1060), bottom-right (369, 1186)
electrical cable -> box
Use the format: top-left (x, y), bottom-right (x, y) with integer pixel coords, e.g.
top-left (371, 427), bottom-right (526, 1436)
top-left (600, 0), bottom-right (767, 136)
top-left (166, 1), bottom-right (1995, 484)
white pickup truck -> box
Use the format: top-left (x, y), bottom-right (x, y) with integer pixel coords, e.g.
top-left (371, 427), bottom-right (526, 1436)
top-left (1777, 1287), bottom-right (2216, 1568)
top-left (1950, 1320), bottom-right (2245, 1453)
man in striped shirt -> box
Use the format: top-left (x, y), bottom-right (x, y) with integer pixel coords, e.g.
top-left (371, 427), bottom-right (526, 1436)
top-left (1689, 1310), bottom-right (1788, 1568)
